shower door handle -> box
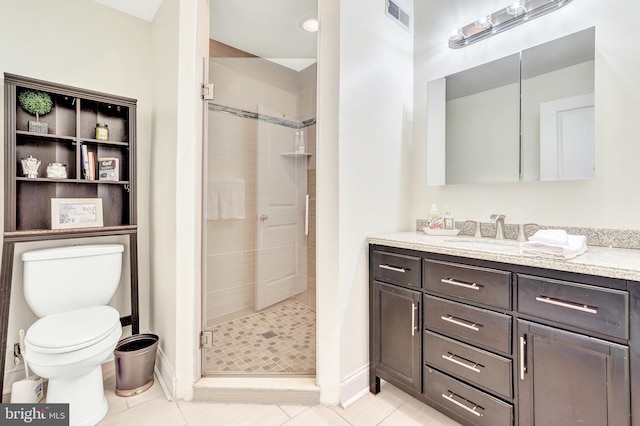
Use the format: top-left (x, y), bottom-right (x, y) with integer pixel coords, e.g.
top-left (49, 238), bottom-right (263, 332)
top-left (305, 194), bottom-right (309, 236)
top-left (260, 214), bottom-right (268, 221)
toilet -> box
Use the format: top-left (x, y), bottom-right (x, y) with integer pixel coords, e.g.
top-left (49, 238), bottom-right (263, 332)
top-left (22, 244), bottom-right (124, 426)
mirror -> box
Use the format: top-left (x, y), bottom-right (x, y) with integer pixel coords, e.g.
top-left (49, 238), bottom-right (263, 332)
top-left (521, 27), bottom-right (595, 181)
top-left (427, 27), bottom-right (595, 185)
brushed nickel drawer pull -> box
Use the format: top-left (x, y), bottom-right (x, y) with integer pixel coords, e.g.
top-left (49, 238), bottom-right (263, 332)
top-left (441, 278), bottom-right (480, 290)
top-left (535, 296), bottom-right (598, 314)
top-left (520, 335), bottom-right (527, 380)
top-left (440, 315), bottom-right (480, 331)
top-left (442, 353), bottom-right (481, 373)
top-left (379, 264), bottom-right (407, 273)
top-left (441, 392), bottom-right (483, 417)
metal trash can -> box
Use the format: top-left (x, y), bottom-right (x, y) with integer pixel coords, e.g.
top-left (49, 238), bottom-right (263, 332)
top-left (114, 333), bottom-right (159, 397)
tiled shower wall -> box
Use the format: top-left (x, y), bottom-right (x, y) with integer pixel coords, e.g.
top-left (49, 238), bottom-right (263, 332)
top-left (206, 49), bottom-right (317, 324)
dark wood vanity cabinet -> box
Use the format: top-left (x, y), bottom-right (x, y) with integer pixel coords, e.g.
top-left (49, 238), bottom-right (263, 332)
top-left (370, 249), bottom-right (423, 395)
top-left (369, 244), bottom-right (637, 426)
top-left (517, 320), bottom-right (629, 426)
top-left (371, 282), bottom-right (422, 394)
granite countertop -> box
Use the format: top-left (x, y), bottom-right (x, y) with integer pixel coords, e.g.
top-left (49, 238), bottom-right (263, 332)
top-left (368, 231), bottom-right (640, 282)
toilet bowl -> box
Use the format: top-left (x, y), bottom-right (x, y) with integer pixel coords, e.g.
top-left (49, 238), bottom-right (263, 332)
top-left (25, 306), bottom-right (122, 426)
top-left (22, 244), bottom-right (124, 426)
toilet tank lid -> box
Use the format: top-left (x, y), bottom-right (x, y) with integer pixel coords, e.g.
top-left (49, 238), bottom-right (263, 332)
top-left (22, 244), bottom-right (124, 262)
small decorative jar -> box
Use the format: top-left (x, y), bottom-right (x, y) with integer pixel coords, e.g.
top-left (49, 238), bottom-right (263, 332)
top-left (46, 162), bottom-right (67, 179)
top-left (20, 155), bottom-right (41, 178)
top-left (95, 123), bottom-right (109, 141)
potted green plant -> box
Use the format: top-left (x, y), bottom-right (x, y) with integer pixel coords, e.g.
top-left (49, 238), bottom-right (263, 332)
top-left (18, 90), bottom-right (53, 133)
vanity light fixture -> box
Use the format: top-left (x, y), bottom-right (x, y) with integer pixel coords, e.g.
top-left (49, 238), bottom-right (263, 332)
top-left (449, 0), bottom-right (573, 49)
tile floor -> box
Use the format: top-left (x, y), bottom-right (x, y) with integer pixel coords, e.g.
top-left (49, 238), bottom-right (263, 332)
top-left (205, 302), bottom-right (316, 375)
top-left (99, 367), bottom-right (462, 426)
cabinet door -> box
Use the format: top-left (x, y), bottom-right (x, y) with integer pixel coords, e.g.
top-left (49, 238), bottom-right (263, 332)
top-left (518, 320), bottom-right (629, 426)
top-left (372, 281), bottom-right (422, 393)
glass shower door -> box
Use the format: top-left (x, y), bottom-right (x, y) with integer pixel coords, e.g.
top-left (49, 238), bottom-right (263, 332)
top-left (202, 55), bottom-right (317, 376)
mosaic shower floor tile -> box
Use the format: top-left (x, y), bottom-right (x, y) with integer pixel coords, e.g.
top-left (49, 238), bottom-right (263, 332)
top-left (205, 302), bottom-right (316, 375)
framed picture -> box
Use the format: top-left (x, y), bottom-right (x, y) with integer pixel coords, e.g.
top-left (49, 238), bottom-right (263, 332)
top-left (51, 198), bottom-right (104, 229)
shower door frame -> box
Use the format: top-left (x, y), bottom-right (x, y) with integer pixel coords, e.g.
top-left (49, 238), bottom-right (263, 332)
top-left (200, 57), bottom-right (317, 377)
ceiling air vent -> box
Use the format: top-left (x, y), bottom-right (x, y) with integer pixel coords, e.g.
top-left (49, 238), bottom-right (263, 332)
top-left (386, 0), bottom-right (411, 32)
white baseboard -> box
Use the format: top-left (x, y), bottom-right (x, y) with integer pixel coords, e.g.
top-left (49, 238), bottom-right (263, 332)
top-left (154, 345), bottom-right (176, 401)
top-left (339, 364), bottom-right (370, 408)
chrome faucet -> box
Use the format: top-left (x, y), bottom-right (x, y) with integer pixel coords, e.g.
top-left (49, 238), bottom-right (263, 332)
top-left (490, 214), bottom-right (506, 240)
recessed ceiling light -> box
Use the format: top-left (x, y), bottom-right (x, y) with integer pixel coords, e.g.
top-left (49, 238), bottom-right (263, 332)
top-left (301, 18), bottom-right (319, 32)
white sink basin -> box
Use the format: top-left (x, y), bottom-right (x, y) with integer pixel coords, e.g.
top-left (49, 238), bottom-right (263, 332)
top-left (442, 238), bottom-right (522, 254)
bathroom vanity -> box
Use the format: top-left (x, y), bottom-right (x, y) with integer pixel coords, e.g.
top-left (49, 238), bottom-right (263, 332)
top-left (369, 232), bottom-right (640, 426)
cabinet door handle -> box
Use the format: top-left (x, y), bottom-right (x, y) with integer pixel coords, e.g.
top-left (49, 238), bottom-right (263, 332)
top-left (535, 296), bottom-right (598, 314)
top-left (442, 353), bottom-right (481, 373)
top-left (441, 278), bottom-right (480, 290)
top-left (379, 264), bottom-right (406, 273)
top-left (411, 303), bottom-right (418, 336)
top-left (520, 335), bottom-right (527, 380)
top-left (440, 315), bottom-right (480, 331)
top-left (441, 392), bottom-right (483, 417)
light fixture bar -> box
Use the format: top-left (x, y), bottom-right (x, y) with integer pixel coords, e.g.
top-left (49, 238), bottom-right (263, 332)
top-left (449, 0), bottom-right (573, 49)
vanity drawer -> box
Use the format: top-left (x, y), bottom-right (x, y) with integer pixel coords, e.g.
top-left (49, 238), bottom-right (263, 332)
top-left (518, 274), bottom-right (628, 340)
top-left (424, 295), bottom-right (512, 355)
top-left (373, 250), bottom-right (421, 288)
top-left (424, 259), bottom-right (511, 310)
top-left (425, 331), bottom-right (512, 399)
top-left (424, 367), bottom-right (513, 426)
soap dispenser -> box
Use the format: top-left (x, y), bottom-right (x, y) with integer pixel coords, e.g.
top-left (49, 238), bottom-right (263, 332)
top-left (427, 204), bottom-right (443, 230)
top-left (443, 207), bottom-right (454, 230)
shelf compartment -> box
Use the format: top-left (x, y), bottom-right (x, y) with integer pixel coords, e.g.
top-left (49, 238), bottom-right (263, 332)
top-left (16, 137), bottom-right (78, 179)
top-left (15, 88), bottom-right (76, 137)
top-left (16, 181), bottom-right (131, 231)
top-left (79, 99), bottom-right (129, 142)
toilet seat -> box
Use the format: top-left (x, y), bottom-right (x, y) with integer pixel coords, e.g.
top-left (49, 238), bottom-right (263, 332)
top-left (26, 306), bottom-right (120, 354)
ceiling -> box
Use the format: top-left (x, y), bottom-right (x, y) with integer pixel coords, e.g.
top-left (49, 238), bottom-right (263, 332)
top-left (92, 0), bottom-right (318, 70)
top-left (210, 0), bottom-right (317, 70)
top-left (92, 0), bottom-right (164, 22)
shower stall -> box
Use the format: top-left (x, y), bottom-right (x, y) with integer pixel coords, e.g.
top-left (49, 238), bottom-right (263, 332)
top-left (202, 47), bottom-right (317, 376)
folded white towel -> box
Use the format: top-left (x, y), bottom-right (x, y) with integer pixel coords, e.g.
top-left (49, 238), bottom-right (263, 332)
top-left (207, 181), bottom-right (219, 220)
top-left (520, 231), bottom-right (587, 260)
top-left (528, 229), bottom-right (569, 246)
top-left (207, 178), bottom-right (246, 220)
top-left (219, 178), bottom-right (245, 219)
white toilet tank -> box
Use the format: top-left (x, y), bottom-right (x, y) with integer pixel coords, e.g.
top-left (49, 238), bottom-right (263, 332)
top-left (22, 244), bottom-right (124, 317)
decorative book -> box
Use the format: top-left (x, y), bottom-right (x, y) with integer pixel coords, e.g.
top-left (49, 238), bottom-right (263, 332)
top-left (98, 157), bottom-right (119, 181)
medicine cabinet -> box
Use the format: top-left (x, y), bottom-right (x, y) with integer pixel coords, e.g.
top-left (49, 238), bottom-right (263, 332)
top-left (427, 27), bottom-right (595, 185)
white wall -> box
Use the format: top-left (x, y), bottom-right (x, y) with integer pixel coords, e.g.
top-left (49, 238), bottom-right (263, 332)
top-left (149, 0), bottom-right (206, 399)
top-left (149, 0), bottom-right (180, 397)
top-left (414, 0), bottom-right (640, 228)
top-left (0, 0), bottom-right (153, 394)
top-left (316, 0), bottom-right (414, 404)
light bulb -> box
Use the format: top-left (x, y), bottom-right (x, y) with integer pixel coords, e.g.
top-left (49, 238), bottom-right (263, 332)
top-left (449, 27), bottom-right (464, 41)
top-left (506, 0), bottom-right (527, 16)
top-left (301, 18), bottom-right (319, 32)
top-left (475, 14), bottom-right (493, 29)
